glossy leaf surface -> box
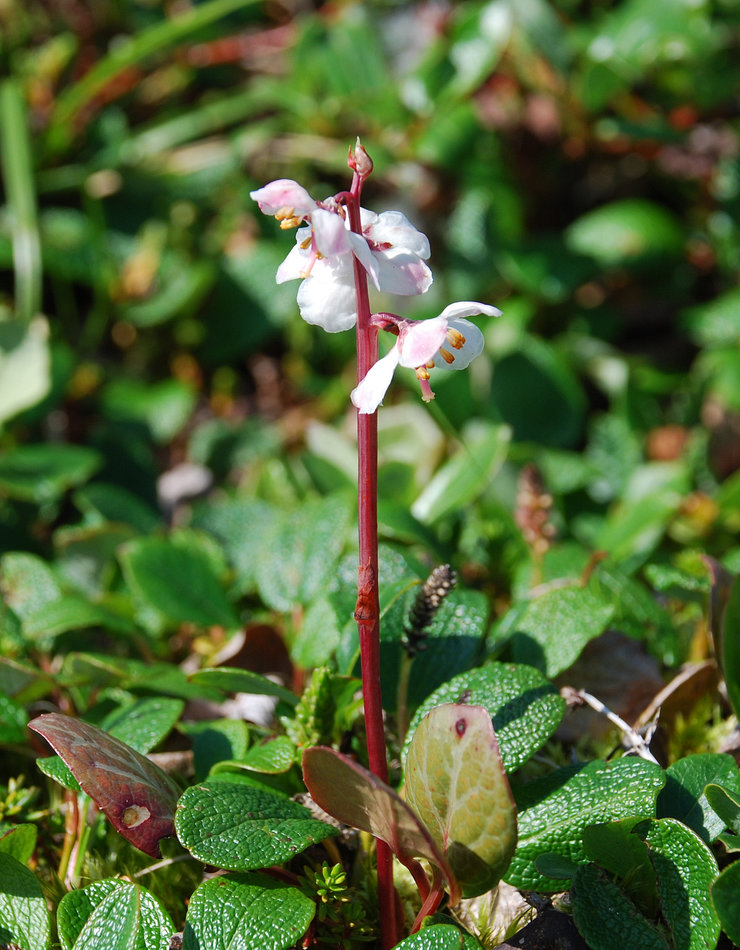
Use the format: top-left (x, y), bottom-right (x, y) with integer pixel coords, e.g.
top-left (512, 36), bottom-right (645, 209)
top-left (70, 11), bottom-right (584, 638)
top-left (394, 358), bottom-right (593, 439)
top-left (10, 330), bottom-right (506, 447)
top-left (175, 781), bottom-right (337, 869)
top-left (29, 713), bottom-right (180, 857)
top-left (182, 873), bottom-right (314, 950)
top-left (405, 705), bottom-right (516, 896)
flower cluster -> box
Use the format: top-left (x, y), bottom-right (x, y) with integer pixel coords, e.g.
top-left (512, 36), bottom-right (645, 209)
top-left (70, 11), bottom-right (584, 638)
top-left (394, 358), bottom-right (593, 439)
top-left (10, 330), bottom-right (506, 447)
top-left (250, 150), bottom-right (500, 412)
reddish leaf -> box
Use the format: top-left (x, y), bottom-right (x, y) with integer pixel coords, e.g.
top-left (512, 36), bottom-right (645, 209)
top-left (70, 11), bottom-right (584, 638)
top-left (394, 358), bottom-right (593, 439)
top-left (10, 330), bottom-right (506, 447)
top-left (29, 713), bottom-right (180, 857)
top-left (302, 746), bottom-right (459, 902)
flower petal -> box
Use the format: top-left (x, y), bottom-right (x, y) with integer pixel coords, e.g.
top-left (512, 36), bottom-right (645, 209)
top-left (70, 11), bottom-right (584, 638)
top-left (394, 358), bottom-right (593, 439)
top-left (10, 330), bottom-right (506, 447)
top-left (276, 243), bottom-right (310, 283)
top-left (351, 347), bottom-right (401, 414)
top-left (250, 179), bottom-right (316, 217)
top-left (397, 316), bottom-right (448, 367)
top-left (436, 301), bottom-right (502, 322)
top-left (312, 209), bottom-right (353, 257)
top-left (367, 210), bottom-right (431, 260)
top-left (296, 260), bottom-right (357, 332)
top-left (431, 318), bottom-right (485, 370)
top-left (372, 248), bottom-right (433, 296)
top-left (346, 232), bottom-right (381, 289)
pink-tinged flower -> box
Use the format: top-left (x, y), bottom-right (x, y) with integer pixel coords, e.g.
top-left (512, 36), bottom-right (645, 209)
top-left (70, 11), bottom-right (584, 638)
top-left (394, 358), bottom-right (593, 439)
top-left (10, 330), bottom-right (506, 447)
top-left (251, 179), bottom-right (433, 332)
top-left (350, 301), bottom-right (501, 414)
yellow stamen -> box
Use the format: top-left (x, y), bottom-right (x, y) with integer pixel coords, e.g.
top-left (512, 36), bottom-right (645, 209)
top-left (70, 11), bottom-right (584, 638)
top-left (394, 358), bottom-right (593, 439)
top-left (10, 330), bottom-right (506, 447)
top-left (299, 236), bottom-right (312, 250)
top-left (446, 328), bottom-right (465, 349)
top-left (438, 347), bottom-right (455, 364)
top-left (415, 366), bottom-right (430, 381)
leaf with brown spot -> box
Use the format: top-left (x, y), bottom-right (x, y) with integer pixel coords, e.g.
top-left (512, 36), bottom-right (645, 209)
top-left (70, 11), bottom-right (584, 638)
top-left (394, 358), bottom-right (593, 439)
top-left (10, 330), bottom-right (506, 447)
top-left (29, 713), bottom-right (180, 857)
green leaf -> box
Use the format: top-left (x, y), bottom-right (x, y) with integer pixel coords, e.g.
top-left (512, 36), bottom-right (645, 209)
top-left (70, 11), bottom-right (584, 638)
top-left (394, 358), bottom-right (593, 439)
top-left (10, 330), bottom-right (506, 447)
top-left (101, 697), bottom-right (185, 754)
top-left (190, 667), bottom-right (298, 706)
top-left (582, 818), bottom-right (658, 917)
top-left (487, 338), bottom-right (586, 447)
top-left (381, 588), bottom-right (489, 712)
top-left (54, 522), bottom-right (138, 596)
top-left (0, 690), bottom-right (27, 743)
top-left (241, 736), bottom-right (296, 774)
top-left (507, 758), bottom-right (666, 891)
top-left (0, 851), bottom-right (51, 950)
top-left (36, 753), bottom-right (81, 792)
top-left (0, 317), bottom-right (50, 424)
top-left (704, 558), bottom-right (740, 719)
top-left (180, 718), bottom-right (250, 781)
top-left (29, 713), bottom-right (180, 857)
top-left (22, 595), bottom-right (138, 642)
top-left (101, 379), bottom-right (197, 444)
top-left (572, 863), bottom-right (669, 950)
top-left (119, 536), bottom-right (239, 630)
top-left (0, 552), bottom-right (62, 619)
top-left (0, 81), bottom-right (41, 323)
top-left (0, 824), bottom-right (37, 864)
top-left (711, 861), bottom-right (740, 945)
top-left (255, 495), bottom-right (351, 611)
top-left (565, 199), bottom-right (684, 268)
top-left (404, 663), bottom-right (565, 774)
top-left (657, 753), bottom-right (740, 842)
top-left (57, 879), bottom-right (174, 950)
top-left (643, 817), bottom-right (720, 950)
top-left (302, 746), bottom-right (458, 901)
top-left (393, 924), bottom-right (468, 949)
top-left (503, 581), bottom-right (616, 677)
top-left (190, 497), bottom-right (276, 595)
top-left (46, 0), bottom-right (264, 152)
top-left (175, 781), bottom-right (337, 870)
top-left (411, 422), bottom-right (510, 524)
top-left (405, 705), bottom-right (516, 897)
top-left (73, 483), bottom-right (160, 534)
top-left (182, 872), bottom-right (314, 950)
top-left (0, 443), bottom-right (100, 503)
top-left (705, 783), bottom-right (740, 834)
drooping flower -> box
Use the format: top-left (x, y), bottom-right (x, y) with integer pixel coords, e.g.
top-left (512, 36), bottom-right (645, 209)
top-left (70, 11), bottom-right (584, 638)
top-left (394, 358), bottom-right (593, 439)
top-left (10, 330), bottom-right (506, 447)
top-left (350, 301), bottom-right (501, 414)
top-left (250, 180), bottom-right (432, 332)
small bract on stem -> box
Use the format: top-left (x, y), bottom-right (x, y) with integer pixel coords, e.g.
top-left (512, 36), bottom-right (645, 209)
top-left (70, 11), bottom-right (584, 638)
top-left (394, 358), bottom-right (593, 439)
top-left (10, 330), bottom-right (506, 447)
top-left (250, 138), bottom-right (501, 947)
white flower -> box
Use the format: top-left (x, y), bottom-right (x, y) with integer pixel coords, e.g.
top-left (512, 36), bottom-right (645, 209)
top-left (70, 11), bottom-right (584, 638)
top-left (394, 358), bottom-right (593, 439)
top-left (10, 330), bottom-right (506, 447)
top-left (251, 179), bottom-right (432, 332)
top-left (350, 302), bottom-right (501, 413)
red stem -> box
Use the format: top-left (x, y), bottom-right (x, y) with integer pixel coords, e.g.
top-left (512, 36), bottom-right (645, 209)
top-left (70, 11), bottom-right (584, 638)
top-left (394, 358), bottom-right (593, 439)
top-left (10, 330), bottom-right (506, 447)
top-left (347, 171), bottom-right (399, 950)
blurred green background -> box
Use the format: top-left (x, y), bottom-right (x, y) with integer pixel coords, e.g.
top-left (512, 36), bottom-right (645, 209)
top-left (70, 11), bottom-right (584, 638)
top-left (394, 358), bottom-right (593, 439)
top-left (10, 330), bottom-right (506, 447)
top-left (1, 0), bottom-right (739, 567)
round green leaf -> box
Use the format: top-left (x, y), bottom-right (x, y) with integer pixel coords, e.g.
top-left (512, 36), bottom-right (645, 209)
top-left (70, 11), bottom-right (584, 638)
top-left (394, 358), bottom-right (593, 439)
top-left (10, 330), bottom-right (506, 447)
top-left (119, 536), bottom-right (239, 630)
top-left (175, 782), bottom-right (337, 870)
top-left (0, 824), bottom-right (37, 864)
top-left (501, 582), bottom-right (615, 677)
top-left (183, 873), bottom-right (314, 950)
top-left (507, 758), bottom-right (666, 892)
top-left (403, 663), bottom-right (565, 774)
top-left (565, 199), bottom-right (683, 268)
top-left (657, 753), bottom-right (740, 843)
top-left (405, 705), bottom-right (516, 897)
top-left (255, 495), bottom-right (351, 612)
top-left (711, 861), bottom-right (740, 945)
top-left (643, 817), bottom-right (720, 950)
top-left (0, 443), bottom-right (100, 503)
top-left (572, 864), bottom-right (669, 950)
top-left (57, 879), bottom-right (173, 950)
top-left (393, 924), bottom-right (472, 949)
top-left (101, 697), bottom-right (185, 755)
top-left (0, 852), bottom-right (50, 950)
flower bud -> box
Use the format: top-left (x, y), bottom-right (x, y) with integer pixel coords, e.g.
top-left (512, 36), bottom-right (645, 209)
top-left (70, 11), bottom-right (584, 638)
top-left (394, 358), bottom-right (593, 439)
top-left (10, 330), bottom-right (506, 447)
top-left (348, 138), bottom-right (374, 180)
